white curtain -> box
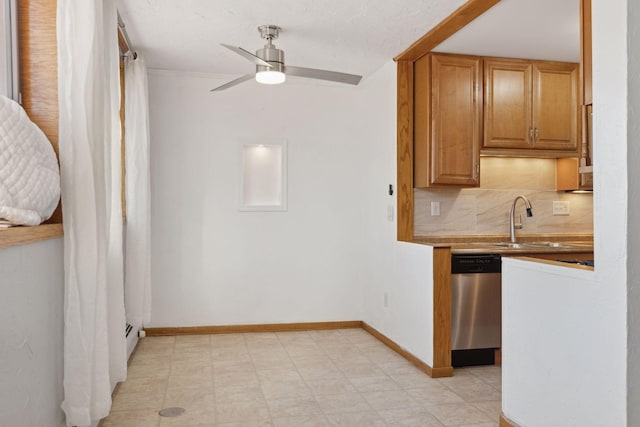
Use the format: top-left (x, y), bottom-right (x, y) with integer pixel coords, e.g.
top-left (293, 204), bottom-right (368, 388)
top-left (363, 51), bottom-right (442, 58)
top-left (57, 0), bottom-right (126, 425)
top-left (124, 56), bottom-right (152, 328)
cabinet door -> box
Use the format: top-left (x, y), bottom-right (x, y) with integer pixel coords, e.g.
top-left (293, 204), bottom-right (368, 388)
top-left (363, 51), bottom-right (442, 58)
top-left (484, 59), bottom-right (532, 149)
top-left (533, 62), bottom-right (578, 151)
top-left (429, 54), bottom-right (481, 186)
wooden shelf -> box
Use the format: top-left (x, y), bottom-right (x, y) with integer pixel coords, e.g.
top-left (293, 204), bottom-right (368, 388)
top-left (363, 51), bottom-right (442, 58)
top-left (0, 223), bottom-right (63, 250)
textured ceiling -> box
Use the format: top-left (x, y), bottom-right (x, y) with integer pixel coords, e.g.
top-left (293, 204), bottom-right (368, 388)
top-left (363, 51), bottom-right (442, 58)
top-left (116, 0), bottom-right (467, 77)
top-left (116, 0), bottom-right (579, 81)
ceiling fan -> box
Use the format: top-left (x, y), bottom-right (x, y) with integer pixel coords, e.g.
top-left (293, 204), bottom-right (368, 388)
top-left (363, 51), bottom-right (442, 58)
top-left (211, 25), bottom-right (363, 91)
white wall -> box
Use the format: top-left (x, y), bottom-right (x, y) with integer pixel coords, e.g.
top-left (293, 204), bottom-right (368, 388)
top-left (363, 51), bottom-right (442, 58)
top-left (148, 70), bottom-right (379, 326)
top-left (0, 238), bottom-right (65, 427)
top-left (356, 62), bottom-right (436, 365)
top-left (501, 0), bottom-right (631, 425)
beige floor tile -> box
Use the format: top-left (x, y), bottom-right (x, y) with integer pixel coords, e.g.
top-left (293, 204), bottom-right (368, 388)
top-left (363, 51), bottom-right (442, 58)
top-left (136, 338), bottom-right (176, 355)
top-left (167, 372), bottom-right (213, 393)
top-left (214, 371), bottom-right (261, 391)
top-left (212, 359), bottom-right (254, 373)
top-left (215, 400), bottom-right (271, 424)
top-left (251, 347), bottom-right (291, 359)
top-left (253, 357), bottom-right (297, 371)
top-left (257, 367), bottom-right (303, 382)
top-left (377, 360), bottom-right (424, 376)
top-left (171, 349), bottom-right (211, 363)
top-left (455, 423), bottom-right (499, 427)
top-left (127, 358), bottom-right (172, 379)
top-left (446, 382), bottom-right (502, 403)
top-left (405, 386), bottom-right (465, 406)
top-left (336, 362), bottom-right (385, 379)
top-left (377, 406), bottom-right (444, 426)
top-left (211, 346), bottom-right (252, 362)
top-left (217, 420), bottom-right (273, 427)
top-left (158, 405), bottom-right (216, 427)
top-left (106, 330), bottom-right (503, 427)
top-left (111, 387), bottom-right (166, 412)
top-left (214, 387), bottom-right (266, 404)
top-left (284, 343), bottom-right (326, 358)
top-left (306, 377), bottom-right (356, 396)
top-left (349, 375), bottom-right (400, 393)
top-left (276, 331), bottom-right (314, 344)
top-left (308, 331), bottom-right (351, 347)
top-left (391, 371), bottom-right (442, 389)
top-left (298, 364), bottom-right (344, 381)
top-left (324, 411), bottom-right (387, 427)
top-left (427, 402), bottom-right (493, 426)
top-left (291, 353), bottom-right (334, 366)
top-left (360, 389), bottom-right (421, 411)
top-left (115, 376), bottom-right (168, 396)
top-left (361, 346), bottom-right (405, 364)
top-left (472, 400), bottom-right (502, 422)
top-left (101, 409), bottom-right (160, 427)
top-left (210, 333), bottom-right (246, 348)
top-left (170, 361), bottom-right (212, 377)
top-left (163, 388), bottom-right (215, 408)
top-left (260, 378), bottom-right (312, 400)
top-left (266, 395), bottom-right (323, 418)
top-left (272, 414), bottom-right (330, 427)
top-left (314, 391), bottom-right (371, 414)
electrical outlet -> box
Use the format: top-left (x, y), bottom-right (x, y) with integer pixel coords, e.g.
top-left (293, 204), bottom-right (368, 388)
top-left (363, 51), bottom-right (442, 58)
top-left (553, 201), bottom-right (570, 216)
top-left (387, 204), bottom-right (394, 222)
top-left (384, 293), bottom-right (389, 308)
top-left (431, 201), bottom-right (441, 216)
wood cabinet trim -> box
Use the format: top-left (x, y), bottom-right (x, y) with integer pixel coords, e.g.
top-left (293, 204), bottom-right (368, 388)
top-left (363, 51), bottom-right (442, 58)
top-left (432, 247), bottom-right (452, 371)
top-left (397, 61), bottom-right (414, 242)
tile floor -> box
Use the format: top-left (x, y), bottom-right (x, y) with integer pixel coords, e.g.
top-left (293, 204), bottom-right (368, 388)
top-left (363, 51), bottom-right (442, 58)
top-left (100, 328), bottom-right (501, 427)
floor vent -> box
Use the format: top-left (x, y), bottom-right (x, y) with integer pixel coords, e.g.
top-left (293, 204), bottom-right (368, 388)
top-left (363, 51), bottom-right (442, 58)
top-left (159, 407), bottom-right (185, 418)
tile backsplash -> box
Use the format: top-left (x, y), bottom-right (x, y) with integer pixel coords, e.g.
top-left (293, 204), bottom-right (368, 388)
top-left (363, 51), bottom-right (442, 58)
top-left (414, 157), bottom-right (593, 236)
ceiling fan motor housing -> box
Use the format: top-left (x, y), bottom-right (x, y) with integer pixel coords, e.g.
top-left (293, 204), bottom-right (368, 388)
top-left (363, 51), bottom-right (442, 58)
top-left (255, 45), bottom-right (285, 74)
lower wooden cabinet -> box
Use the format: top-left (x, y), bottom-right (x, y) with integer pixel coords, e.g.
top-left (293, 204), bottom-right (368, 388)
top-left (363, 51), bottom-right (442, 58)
top-left (414, 53), bottom-right (482, 188)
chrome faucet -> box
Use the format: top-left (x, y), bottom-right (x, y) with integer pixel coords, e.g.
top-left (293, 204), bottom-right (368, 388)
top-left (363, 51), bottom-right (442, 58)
top-left (509, 195), bottom-right (533, 243)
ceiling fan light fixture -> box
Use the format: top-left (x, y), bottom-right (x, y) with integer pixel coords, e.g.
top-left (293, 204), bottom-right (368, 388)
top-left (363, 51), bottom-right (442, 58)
top-left (255, 70), bottom-right (286, 85)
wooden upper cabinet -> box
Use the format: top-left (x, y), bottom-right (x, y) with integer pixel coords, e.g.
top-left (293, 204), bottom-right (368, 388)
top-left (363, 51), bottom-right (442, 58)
top-left (483, 58), bottom-right (579, 156)
top-left (414, 53), bottom-right (481, 188)
top-left (483, 60), bottom-right (532, 149)
top-left (533, 62), bottom-right (579, 150)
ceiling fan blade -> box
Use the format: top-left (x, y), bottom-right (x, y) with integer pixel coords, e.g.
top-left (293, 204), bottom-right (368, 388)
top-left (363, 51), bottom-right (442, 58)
top-left (220, 44), bottom-right (273, 68)
top-left (285, 66), bottom-right (362, 86)
top-left (210, 74), bottom-right (254, 92)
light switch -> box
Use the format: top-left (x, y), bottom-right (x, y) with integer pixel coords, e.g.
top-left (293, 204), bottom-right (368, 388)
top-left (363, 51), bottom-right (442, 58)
top-left (387, 204), bottom-right (394, 221)
top-left (431, 201), bottom-right (441, 216)
top-left (553, 201), bottom-right (570, 216)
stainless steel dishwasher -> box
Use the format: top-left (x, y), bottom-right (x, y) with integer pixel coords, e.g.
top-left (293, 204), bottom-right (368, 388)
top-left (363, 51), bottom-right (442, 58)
top-left (451, 254), bottom-right (501, 366)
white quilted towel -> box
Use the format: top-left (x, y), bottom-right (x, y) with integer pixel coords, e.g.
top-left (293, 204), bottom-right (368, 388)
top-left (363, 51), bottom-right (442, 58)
top-left (0, 95), bottom-right (61, 226)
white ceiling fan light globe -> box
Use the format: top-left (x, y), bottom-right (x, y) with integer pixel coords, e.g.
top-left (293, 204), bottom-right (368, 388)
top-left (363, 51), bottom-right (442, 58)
top-left (255, 70), bottom-right (286, 85)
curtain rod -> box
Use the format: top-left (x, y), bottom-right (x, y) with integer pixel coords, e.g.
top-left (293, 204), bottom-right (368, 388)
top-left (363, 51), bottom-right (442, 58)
top-left (117, 11), bottom-right (138, 59)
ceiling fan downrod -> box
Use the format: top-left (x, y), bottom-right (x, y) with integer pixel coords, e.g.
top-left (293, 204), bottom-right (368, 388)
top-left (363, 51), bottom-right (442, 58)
top-left (255, 25), bottom-right (285, 77)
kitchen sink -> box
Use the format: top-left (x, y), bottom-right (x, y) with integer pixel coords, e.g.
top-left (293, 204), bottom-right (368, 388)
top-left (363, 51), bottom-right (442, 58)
top-left (489, 242), bottom-right (528, 249)
top-left (488, 242), bottom-right (587, 250)
top-left (523, 242), bottom-right (583, 248)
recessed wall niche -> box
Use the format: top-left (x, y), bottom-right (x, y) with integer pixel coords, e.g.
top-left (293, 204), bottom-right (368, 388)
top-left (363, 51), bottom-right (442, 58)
top-left (240, 141), bottom-right (287, 212)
